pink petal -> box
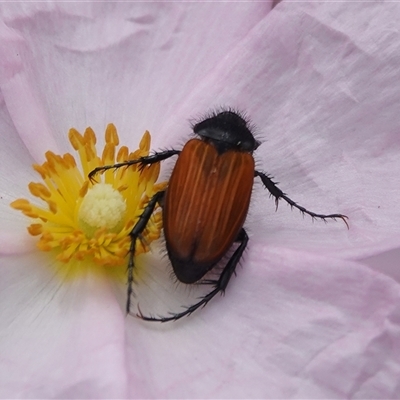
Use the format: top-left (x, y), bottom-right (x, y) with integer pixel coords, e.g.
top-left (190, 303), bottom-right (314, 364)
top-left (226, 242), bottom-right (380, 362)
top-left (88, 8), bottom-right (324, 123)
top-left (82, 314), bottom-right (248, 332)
top-left (0, 2), bottom-right (272, 154)
top-left (0, 252), bottom-right (128, 398)
top-left (157, 2), bottom-right (400, 258)
top-left (0, 20), bottom-right (59, 160)
top-left (127, 241), bottom-right (400, 398)
top-left (362, 247), bottom-right (400, 284)
top-left (0, 90), bottom-right (40, 252)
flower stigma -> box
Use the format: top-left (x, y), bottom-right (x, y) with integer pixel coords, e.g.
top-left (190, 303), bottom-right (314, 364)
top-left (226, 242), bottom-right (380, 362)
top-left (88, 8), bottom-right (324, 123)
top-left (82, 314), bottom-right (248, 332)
top-left (11, 124), bottom-right (167, 278)
top-left (78, 183), bottom-right (127, 235)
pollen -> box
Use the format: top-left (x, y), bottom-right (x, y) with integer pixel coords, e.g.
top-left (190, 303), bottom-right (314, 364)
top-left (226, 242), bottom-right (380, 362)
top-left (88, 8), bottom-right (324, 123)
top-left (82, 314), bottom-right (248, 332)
top-left (11, 124), bottom-right (167, 276)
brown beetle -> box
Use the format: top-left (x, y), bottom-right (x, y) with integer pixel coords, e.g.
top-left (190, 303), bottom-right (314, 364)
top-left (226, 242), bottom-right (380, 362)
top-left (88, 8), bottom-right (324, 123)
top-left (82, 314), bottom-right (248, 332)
top-left (90, 110), bottom-right (347, 322)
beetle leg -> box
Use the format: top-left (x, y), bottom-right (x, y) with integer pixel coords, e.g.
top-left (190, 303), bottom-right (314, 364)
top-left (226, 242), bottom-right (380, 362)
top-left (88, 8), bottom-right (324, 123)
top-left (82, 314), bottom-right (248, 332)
top-left (88, 149), bottom-right (180, 182)
top-left (137, 229), bottom-right (249, 322)
top-left (254, 170), bottom-right (348, 228)
top-left (126, 190), bottom-right (165, 314)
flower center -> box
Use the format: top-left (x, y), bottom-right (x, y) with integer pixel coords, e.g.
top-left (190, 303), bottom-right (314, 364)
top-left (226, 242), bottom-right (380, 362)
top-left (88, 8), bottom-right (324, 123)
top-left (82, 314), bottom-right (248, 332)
top-left (78, 183), bottom-right (126, 235)
top-left (11, 124), bottom-right (167, 274)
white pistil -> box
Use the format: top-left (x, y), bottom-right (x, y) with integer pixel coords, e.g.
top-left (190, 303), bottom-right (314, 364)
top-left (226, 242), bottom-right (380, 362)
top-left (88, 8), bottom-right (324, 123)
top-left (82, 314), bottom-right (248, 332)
top-left (78, 183), bottom-right (127, 235)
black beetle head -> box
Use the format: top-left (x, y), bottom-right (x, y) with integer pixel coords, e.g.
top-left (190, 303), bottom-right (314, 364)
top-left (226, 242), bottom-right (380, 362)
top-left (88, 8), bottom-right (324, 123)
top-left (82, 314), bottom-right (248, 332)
top-left (193, 110), bottom-right (260, 153)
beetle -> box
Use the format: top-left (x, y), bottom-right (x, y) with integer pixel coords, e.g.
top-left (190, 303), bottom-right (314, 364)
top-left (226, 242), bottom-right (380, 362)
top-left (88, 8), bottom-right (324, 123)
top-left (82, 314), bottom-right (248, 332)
top-left (89, 110), bottom-right (348, 322)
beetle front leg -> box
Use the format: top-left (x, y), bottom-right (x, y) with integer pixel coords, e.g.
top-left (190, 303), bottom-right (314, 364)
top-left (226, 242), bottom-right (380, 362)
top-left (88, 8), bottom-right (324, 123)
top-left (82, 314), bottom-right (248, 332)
top-left (255, 170), bottom-right (348, 227)
top-left (89, 149), bottom-right (180, 182)
top-left (137, 228), bottom-right (249, 322)
top-left (126, 190), bottom-right (165, 314)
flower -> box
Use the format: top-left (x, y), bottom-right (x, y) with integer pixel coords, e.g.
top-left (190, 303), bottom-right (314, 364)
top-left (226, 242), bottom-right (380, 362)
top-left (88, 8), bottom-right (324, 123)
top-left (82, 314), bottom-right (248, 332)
top-left (10, 124), bottom-right (164, 278)
top-left (1, 2), bottom-right (400, 399)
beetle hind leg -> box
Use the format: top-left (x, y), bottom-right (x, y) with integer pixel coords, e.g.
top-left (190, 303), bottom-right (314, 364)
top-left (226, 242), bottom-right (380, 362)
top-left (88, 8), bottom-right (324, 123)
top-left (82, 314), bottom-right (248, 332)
top-left (137, 229), bottom-right (249, 322)
top-left (126, 190), bottom-right (165, 314)
top-left (255, 170), bottom-right (348, 228)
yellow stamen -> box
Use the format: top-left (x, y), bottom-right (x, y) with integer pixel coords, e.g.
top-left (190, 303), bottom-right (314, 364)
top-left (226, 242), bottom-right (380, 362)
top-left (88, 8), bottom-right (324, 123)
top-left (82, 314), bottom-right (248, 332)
top-left (11, 124), bottom-right (167, 279)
